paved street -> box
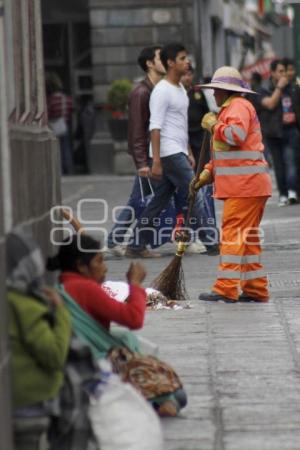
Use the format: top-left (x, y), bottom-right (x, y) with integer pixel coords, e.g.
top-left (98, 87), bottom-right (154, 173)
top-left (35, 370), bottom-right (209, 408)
top-left (62, 175), bottom-right (300, 450)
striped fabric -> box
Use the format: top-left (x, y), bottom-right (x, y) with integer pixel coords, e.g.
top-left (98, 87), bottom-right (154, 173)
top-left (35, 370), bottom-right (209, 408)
top-left (47, 92), bottom-right (72, 122)
top-left (215, 166), bottom-right (269, 175)
top-left (224, 124), bottom-right (246, 145)
top-left (214, 150), bottom-right (264, 160)
top-left (217, 269), bottom-right (266, 281)
top-left (211, 197), bottom-right (269, 300)
top-left (220, 254), bottom-right (261, 264)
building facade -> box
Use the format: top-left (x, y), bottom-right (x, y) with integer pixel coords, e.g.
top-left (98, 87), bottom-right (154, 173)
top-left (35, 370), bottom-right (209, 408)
top-left (41, 0), bottom-right (297, 174)
top-left (0, 1), bottom-right (61, 447)
top-left (89, 0), bottom-right (197, 103)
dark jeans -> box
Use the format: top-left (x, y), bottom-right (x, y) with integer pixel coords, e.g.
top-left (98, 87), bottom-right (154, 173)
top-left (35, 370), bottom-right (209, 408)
top-left (189, 131), bottom-right (203, 166)
top-left (59, 134), bottom-right (74, 175)
top-left (265, 127), bottom-right (300, 196)
top-left (107, 175), bottom-right (152, 248)
top-left (189, 130), bottom-right (217, 231)
top-left (128, 153), bottom-right (218, 250)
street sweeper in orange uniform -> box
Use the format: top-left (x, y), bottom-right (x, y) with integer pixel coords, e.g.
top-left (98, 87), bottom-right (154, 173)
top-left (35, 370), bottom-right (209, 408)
top-left (190, 66), bottom-right (272, 303)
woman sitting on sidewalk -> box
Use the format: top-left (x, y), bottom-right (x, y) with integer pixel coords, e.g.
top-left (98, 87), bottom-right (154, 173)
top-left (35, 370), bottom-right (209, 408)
top-left (47, 232), bottom-right (187, 416)
top-left (47, 233), bottom-right (147, 334)
top-left (7, 227), bottom-right (71, 450)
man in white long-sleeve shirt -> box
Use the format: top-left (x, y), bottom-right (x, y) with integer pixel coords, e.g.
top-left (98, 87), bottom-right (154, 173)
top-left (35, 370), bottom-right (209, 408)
top-left (149, 78), bottom-right (189, 159)
top-left (125, 43), bottom-right (219, 257)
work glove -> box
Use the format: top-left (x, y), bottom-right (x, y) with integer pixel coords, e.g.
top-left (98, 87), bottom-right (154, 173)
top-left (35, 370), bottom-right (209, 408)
top-left (189, 169), bottom-right (212, 197)
top-left (201, 112), bottom-right (217, 133)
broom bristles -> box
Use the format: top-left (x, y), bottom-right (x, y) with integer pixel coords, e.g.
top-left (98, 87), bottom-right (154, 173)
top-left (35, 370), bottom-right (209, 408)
top-left (151, 254), bottom-right (188, 301)
top-left (151, 132), bottom-right (210, 301)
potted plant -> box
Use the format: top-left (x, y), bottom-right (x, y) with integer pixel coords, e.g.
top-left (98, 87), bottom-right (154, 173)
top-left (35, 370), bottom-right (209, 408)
top-left (107, 78), bottom-right (133, 141)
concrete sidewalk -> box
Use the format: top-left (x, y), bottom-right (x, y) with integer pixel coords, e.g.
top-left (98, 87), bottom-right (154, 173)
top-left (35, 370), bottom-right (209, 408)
top-left (62, 175), bottom-right (300, 450)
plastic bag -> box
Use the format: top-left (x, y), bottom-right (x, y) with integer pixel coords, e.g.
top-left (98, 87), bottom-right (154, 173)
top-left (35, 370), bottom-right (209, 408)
top-left (49, 117), bottom-right (67, 137)
top-left (89, 361), bottom-right (164, 450)
top-left (102, 281), bottom-right (129, 302)
top-left (132, 177), bottom-right (176, 248)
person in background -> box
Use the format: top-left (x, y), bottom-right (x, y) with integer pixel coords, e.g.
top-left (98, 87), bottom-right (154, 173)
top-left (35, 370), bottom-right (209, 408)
top-left (181, 63), bottom-right (209, 164)
top-left (282, 58), bottom-right (300, 199)
top-left (106, 46), bottom-right (166, 258)
top-left (256, 59), bottom-right (300, 206)
top-left (191, 66), bottom-right (272, 303)
top-left (74, 95), bottom-right (95, 174)
top-left (7, 227), bottom-right (71, 450)
top-left (250, 71), bottom-right (262, 92)
top-left (180, 62), bottom-right (217, 254)
top-left (247, 71), bottom-right (273, 166)
top-left (282, 57), bottom-right (300, 87)
top-left (46, 72), bottom-right (74, 175)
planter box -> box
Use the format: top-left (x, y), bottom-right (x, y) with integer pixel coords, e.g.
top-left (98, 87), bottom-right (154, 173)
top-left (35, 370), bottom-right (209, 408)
top-left (108, 118), bottom-right (128, 141)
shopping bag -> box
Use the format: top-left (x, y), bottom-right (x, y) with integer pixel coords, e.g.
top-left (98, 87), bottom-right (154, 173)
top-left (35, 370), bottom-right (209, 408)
top-left (89, 360), bottom-right (164, 450)
top-left (150, 198), bottom-right (176, 248)
top-left (131, 176), bottom-right (155, 219)
top-left (49, 117), bottom-right (67, 137)
top-left (49, 96), bottom-right (68, 137)
top-left (134, 177), bottom-right (176, 248)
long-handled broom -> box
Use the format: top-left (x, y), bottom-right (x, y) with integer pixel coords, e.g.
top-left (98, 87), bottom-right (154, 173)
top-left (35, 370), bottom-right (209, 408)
top-left (151, 131), bottom-right (210, 300)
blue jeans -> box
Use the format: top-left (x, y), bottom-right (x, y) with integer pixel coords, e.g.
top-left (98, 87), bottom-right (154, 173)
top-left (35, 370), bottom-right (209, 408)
top-left (266, 127), bottom-right (300, 196)
top-left (188, 131), bottom-right (217, 239)
top-left (174, 183), bottom-right (216, 241)
top-left (128, 153), bottom-right (218, 250)
top-left (107, 175), bottom-right (152, 248)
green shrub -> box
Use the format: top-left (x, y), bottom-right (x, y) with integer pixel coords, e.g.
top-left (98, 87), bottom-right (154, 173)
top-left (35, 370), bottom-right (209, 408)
top-left (107, 78), bottom-right (133, 113)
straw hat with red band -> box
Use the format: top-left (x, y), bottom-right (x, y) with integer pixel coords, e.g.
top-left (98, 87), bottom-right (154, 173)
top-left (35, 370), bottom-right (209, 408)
top-left (198, 66), bottom-right (256, 94)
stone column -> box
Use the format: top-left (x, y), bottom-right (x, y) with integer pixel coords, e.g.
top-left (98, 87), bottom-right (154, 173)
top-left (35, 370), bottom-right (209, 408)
top-left (0, 0), bottom-right (62, 447)
top-left (0, 1), bottom-right (13, 448)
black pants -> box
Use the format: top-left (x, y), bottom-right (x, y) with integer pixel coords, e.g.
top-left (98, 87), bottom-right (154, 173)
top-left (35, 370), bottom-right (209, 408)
top-left (265, 127), bottom-right (300, 196)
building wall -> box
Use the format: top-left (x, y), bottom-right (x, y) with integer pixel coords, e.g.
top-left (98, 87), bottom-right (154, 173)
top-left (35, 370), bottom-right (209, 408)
top-left (272, 25), bottom-right (293, 59)
top-left (41, 0), bottom-right (88, 22)
top-left (41, 0), bottom-right (91, 104)
top-left (294, 6), bottom-right (300, 75)
top-left (89, 0), bottom-right (195, 104)
top-left (0, 2), bottom-right (13, 447)
top-left (9, 126), bottom-right (61, 254)
top-left (198, 0), bottom-right (225, 77)
top-left (0, 1), bottom-right (61, 447)
top-left (2, 0), bottom-right (61, 250)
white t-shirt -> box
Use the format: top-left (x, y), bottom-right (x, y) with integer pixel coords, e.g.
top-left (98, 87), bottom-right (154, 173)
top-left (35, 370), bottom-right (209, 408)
top-left (149, 79), bottom-right (189, 158)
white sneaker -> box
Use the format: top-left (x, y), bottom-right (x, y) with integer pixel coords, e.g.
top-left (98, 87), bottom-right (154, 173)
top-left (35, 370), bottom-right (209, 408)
top-left (288, 190), bottom-right (298, 204)
top-left (278, 195), bottom-right (288, 207)
top-left (185, 240), bottom-right (207, 254)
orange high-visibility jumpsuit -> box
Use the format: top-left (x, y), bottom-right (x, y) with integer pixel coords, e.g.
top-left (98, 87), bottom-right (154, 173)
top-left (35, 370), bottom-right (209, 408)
top-left (204, 95), bottom-right (272, 301)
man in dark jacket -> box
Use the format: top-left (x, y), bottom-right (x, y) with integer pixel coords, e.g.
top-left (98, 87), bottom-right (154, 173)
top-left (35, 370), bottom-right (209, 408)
top-left (256, 59), bottom-right (300, 206)
top-left (282, 58), bottom-right (300, 198)
top-left (180, 63), bottom-right (217, 254)
top-left (107, 46), bottom-right (166, 257)
top-left (181, 63), bottom-right (209, 164)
